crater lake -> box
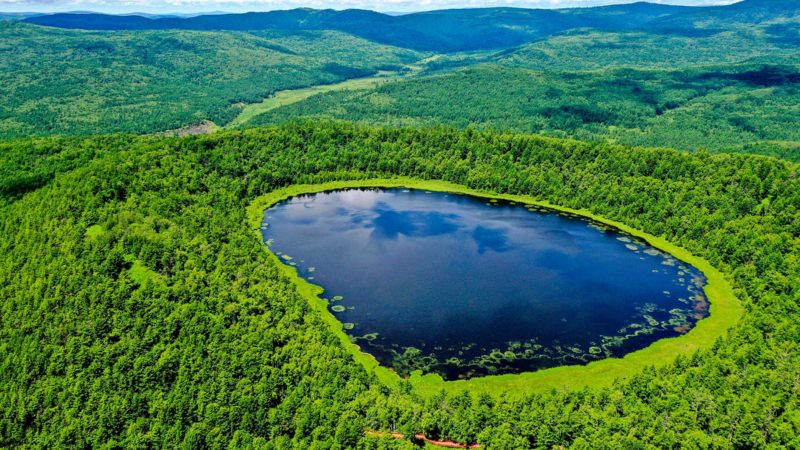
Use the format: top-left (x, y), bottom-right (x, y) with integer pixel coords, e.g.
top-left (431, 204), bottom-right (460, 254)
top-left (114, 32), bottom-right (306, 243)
top-left (261, 188), bottom-right (709, 380)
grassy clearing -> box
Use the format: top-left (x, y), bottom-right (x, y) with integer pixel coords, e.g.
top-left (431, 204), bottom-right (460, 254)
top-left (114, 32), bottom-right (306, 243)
top-left (247, 177), bottom-right (743, 397)
top-left (227, 72), bottom-right (404, 129)
top-left (85, 224), bottom-right (104, 238)
top-left (124, 256), bottom-right (163, 285)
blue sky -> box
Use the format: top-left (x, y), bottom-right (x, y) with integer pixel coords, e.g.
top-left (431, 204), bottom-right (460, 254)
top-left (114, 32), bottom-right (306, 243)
top-left (0, 0), bottom-right (741, 14)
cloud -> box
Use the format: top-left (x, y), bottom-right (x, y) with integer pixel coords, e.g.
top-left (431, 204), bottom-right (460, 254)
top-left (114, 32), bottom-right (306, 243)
top-left (0, 0), bottom-right (742, 14)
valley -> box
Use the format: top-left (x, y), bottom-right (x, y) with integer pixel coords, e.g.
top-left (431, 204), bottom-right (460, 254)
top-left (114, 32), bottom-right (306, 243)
top-left (227, 68), bottom-right (418, 129)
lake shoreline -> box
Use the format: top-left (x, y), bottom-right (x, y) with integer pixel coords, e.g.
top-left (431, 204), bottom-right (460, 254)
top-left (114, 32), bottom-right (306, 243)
top-left (247, 177), bottom-right (743, 397)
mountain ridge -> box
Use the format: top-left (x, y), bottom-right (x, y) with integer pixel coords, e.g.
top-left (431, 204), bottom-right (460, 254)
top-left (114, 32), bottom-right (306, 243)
top-left (21, 3), bottom-right (703, 52)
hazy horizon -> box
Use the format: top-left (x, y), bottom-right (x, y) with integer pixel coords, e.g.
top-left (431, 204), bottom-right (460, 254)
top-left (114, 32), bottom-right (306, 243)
top-left (0, 0), bottom-right (741, 15)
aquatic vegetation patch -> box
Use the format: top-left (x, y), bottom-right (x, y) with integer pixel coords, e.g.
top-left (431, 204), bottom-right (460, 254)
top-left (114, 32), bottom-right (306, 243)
top-left (354, 296), bottom-right (710, 379)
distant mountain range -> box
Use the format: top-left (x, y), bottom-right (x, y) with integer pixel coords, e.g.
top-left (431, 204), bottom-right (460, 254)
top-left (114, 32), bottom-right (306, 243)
top-left (652, 0), bottom-right (800, 31)
top-left (14, 0), bottom-right (800, 52)
top-left (0, 12), bottom-right (44, 20)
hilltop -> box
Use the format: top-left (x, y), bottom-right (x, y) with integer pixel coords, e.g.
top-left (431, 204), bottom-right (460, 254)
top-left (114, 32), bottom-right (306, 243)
top-left (23, 3), bottom-right (697, 52)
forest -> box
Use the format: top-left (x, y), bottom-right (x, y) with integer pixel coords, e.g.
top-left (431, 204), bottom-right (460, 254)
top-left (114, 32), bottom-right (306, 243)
top-left (1, 0), bottom-right (798, 161)
top-left (244, 63), bottom-right (800, 161)
top-left (0, 22), bottom-right (420, 138)
top-left (1, 0), bottom-right (800, 448)
top-left (1, 122), bottom-right (799, 448)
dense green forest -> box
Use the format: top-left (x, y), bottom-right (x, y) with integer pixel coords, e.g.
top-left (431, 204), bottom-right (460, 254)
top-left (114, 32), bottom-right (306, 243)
top-left (1, 122), bottom-right (799, 448)
top-left (238, 18), bottom-right (800, 161)
top-left (244, 62), bottom-right (800, 161)
top-left (2, 0), bottom-right (800, 447)
top-left (0, 22), bottom-right (420, 138)
top-left (495, 30), bottom-right (800, 71)
top-left (3, 0), bottom-right (800, 161)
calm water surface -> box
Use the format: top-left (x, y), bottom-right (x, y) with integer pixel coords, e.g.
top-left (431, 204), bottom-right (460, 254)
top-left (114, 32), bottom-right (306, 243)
top-left (262, 188), bottom-right (708, 380)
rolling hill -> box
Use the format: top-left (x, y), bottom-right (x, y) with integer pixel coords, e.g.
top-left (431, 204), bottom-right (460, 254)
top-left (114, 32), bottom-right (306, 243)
top-left (652, 0), bottom-right (800, 31)
top-left (24, 3), bottom-right (695, 52)
top-left (17, 1), bottom-right (800, 54)
top-left (4, 0), bottom-right (799, 155)
top-left (0, 22), bottom-right (421, 138)
top-left (240, 63), bottom-right (800, 161)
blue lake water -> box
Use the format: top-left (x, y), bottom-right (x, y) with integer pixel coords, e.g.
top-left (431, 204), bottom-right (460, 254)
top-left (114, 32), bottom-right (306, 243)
top-left (261, 188), bottom-right (708, 380)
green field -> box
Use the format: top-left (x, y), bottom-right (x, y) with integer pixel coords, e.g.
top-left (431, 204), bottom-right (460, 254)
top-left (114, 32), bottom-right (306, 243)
top-left (227, 70), bottom-right (411, 129)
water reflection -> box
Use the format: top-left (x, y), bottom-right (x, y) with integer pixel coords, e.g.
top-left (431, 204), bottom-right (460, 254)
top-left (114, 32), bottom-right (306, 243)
top-left (263, 188), bottom-right (708, 380)
top-left (472, 226), bottom-right (510, 253)
top-left (368, 204), bottom-right (461, 239)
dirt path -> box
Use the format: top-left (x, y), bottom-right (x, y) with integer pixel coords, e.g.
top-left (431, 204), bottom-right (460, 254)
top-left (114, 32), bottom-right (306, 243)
top-left (151, 120), bottom-right (219, 137)
top-left (365, 429), bottom-right (481, 448)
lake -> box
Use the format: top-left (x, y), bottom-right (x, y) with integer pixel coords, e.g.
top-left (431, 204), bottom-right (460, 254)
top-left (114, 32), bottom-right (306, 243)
top-left (261, 188), bottom-right (708, 380)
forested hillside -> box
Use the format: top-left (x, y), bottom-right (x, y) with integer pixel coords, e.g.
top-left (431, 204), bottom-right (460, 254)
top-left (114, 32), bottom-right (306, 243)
top-left (652, 0), bottom-right (800, 34)
top-left (231, 1), bottom-right (800, 160)
top-left (244, 63), bottom-right (800, 161)
top-left (0, 22), bottom-right (420, 138)
top-left (495, 29), bottom-right (800, 70)
top-left (1, 122), bottom-right (799, 448)
top-left (21, 0), bottom-right (799, 54)
top-left (2, 0), bottom-right (799, 161)
top-left (24, 3), bottom-right (691, 52)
